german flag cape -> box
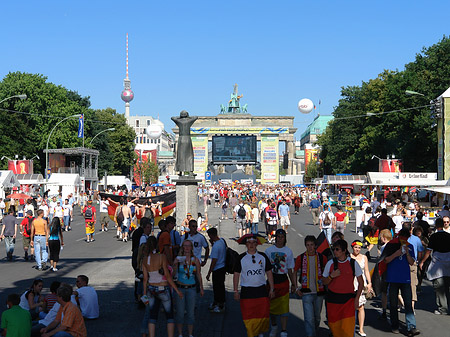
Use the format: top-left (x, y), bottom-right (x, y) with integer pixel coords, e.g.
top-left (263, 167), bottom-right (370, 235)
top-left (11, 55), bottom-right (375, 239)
top-left (370, 237), bottom-right (400, 296)
top-left (99, 191), bottom-right (176, 227)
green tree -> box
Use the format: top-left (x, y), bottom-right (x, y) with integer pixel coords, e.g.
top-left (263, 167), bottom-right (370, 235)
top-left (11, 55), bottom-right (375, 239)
top-left (304, 160), bottom-right (318, 183)
top-left (319, 36), bottom-right (450, 173)
top-left (140, 158), bottom-right (159, 185)
top-left (0, 72), bottom-right (136, 177)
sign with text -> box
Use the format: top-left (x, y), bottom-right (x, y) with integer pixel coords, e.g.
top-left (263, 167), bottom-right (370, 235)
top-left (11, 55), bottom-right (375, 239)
top-left (261, 136), bottom-right (279, 184)
top-left (192, 136), bottom-right (208, 181)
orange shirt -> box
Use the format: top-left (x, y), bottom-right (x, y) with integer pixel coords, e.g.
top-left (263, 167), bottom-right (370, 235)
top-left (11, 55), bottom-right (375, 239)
top-left (56, 302), bottom-right (87, 337)
top-left (158, 231), bottom-right (171, 254)
top-left (33, 217), bottom-right (47, 235)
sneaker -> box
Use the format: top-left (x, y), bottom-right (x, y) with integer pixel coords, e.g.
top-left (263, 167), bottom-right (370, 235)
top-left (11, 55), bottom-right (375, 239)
top-left (53, 267), bottom-right (58, 271)
top-left (211, 306), bottom-right (224, 313)
top-left (434, 310), bottom-right (442, 315)
top-left (280, 332), bottom-right (288, 337)
top-left (407, 328), bottom-right (420, 336)
top-left (269, 325), bottom-right (278, 337)
top-left (68, 227), bottom-right (71, 231)
top-left (391, 328), bottom-right (400, 334)
top-left (38, 266), bottom-right (43, 271)
top-left (105, 227), bottom-right (108, 232)
top-left (208, 303), bottom-right (216, 311)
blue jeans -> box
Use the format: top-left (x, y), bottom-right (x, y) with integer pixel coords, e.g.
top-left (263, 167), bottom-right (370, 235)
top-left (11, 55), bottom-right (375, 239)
top-left (147, 285), bottom-right (174, 324)
top-left (251, 222), bottom-right (259, 234)
top-left (175, 286), bottom-right (196, 325)
top-left (322, 227), bottom-right (332, 244)
top-left (302, 293), bottom-right (323, 337)
top-left (389, 282), bottom-right (416, 331)
top-left (52, 332), bottom-right (73, 337)
top-left (34, 236), bottom-right (48, 268)
top-left (63, 216), bottom-right (70, 228)
top-left (4, 236), bottom-right (15, 255)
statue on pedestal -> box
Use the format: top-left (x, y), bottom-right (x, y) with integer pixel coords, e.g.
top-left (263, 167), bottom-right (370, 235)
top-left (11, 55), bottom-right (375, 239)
top-left (171, 110), bottom-right (198, 176)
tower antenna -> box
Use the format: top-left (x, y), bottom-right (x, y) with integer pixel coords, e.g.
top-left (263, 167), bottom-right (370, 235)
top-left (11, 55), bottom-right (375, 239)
top-left (126, 33), bottom-right (129, 80)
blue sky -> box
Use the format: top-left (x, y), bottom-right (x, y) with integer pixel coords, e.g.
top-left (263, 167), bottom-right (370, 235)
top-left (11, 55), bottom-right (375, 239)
top-left (2, 1), bottom-right (449, 139)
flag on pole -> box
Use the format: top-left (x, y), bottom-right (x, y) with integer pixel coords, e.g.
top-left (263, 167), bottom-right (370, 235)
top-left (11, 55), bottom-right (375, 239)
top-left (78, 115), bottom-right (84, 138)
top-left (316, 231), bottom-right (332, 260)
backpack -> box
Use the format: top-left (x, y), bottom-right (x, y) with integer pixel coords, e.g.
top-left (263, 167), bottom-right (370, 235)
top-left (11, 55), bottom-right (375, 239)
top-left (323, 212), bottom-right (332, 225)
top-left (116, 206), bottom-right (124, 224)
top-left (215, 193), bottom-right (219, 200)
top-left (222, 239), bottom-right (239, 274)
top-left (144, 207), bottom-right (153, 219)
top-left (237, 205), bottom-right (247, 219)
top-left (367, 216), bottom-right (378, 235)
top-left (84, 207), bottom-right (93, 220)
top-left (26, 217), bottom-right (34, 236)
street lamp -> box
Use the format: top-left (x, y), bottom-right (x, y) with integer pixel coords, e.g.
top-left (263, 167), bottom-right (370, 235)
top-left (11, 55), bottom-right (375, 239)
top-left (45, 114), bottom-right (82, 190)
top-left (0, 94), bottom-right (27, 105)
top-left (405, 90), bottom-right (425, 97)
top-left (89, 128), bottom-right (115, 145)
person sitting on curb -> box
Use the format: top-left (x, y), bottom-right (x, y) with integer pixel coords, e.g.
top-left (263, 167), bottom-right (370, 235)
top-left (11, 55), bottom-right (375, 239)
top-left (73, 275), bottom-right (99, 320)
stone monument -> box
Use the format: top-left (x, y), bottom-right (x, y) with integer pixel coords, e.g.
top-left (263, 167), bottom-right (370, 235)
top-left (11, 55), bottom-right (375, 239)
top-left (172, 110), bottom-right (201, 227)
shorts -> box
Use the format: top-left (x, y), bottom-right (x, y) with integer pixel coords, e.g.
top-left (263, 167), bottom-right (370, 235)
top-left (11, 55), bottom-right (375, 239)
top-left (268, 224), bottom-right (277, 235)
top-left (236, 218), bottom-right (246, 230)
top-left (358, 293), bottom-right (367, 307)
top-left (122, 218), bottom-right (130, 233)
top-left (280, 215), bottom-right (290, 226)
top-left (245, 221), bottom-right (252, 229)
top-left (23, 236), bottom-right (31, 249)
top-left (100, 212), bottom-right (110, 225)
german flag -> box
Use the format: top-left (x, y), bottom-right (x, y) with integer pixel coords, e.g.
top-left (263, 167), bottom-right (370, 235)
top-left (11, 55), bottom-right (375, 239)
top-left (240, 297), bottom-right (270, 337)
top-left (316, 231), bottom-right (332, 260)
top-left (269, 278), bottom-right (290, 315)
top-left (99, 191), bottom-right (176, 227)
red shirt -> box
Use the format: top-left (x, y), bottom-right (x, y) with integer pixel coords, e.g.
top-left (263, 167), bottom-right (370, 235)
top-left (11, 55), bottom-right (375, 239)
top-left (334, 212), bottom-right (346, 222)
top-left (20, 216), bottom-right (33, 238)
top-left (83, 206), bottom-right (96, 223)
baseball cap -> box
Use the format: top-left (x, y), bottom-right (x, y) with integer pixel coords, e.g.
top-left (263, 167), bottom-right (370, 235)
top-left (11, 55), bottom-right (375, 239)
top-left (26, 210), bottom-right (33, 215)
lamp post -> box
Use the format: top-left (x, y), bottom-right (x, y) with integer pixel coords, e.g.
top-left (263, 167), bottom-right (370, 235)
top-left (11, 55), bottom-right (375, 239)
top-left (45, 114), bottom-right (82, 191)
top-left (89, 128), bottom-right (115, 145)
top-left (0, 94), bottom-right (27, 105)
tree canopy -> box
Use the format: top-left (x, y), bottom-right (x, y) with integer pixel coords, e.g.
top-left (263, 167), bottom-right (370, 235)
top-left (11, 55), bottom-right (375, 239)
top-left (318, 36), bottom-right (450, 174)
top-left (0, 72), bottom-right (136, 176)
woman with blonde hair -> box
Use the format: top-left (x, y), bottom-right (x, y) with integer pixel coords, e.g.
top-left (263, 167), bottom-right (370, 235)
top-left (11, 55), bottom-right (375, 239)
top-left (173, 239), bottom-right (204, 337)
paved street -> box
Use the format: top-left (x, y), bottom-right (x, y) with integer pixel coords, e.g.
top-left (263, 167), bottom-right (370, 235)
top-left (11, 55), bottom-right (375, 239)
top-left (0, 202), bottom-right (449, 337)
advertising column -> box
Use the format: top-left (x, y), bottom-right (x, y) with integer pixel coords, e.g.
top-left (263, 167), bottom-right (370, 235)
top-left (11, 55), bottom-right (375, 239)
top-left (261, 136), bottom-right (279, 184)
top-left (192, 136), bottom-right (208, 181)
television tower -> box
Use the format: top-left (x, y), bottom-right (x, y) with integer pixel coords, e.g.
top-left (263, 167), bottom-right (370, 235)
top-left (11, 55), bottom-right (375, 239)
top-left (121, 33), bottom-right (134, 120)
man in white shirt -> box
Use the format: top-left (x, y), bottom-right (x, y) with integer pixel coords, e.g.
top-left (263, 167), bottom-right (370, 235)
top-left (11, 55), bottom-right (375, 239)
top-left (182, 220), bottom-right (210, 266)
top-left (48, 196), bottom-right (58, 223)
top-left (73, 275), bottom-right (99, 319)
top-left (319, 203), bottom-right (334, 244)
top-left (62, 199), bottom-right (73, 231)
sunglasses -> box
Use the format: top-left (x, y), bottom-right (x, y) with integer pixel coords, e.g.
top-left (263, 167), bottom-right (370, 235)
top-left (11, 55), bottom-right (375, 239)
top-left (332, 247), bottom-right (341, 251)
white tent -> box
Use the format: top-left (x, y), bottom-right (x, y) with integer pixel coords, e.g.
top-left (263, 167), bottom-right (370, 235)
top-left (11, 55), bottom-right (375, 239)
top-left (99, 175), bottom-right (132, 191)
top-left (47, 173), bottom-right (81, 198)
top-left (367, 172), bottom-right (447, 187)
top-left (0, 170), bottom-right (20, 199)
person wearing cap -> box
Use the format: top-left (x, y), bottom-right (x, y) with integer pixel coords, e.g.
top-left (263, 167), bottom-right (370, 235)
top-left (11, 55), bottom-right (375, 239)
top-left (265, 229), bottom-right (295, 337)
top-left (233, 234), bottom-right (274, 337)
top-left (83, 201), bottom-right (97, 243)
top-left (350, 240), bottom-right (372, 337)
top-left (181, 213), bottom-right (193, 236)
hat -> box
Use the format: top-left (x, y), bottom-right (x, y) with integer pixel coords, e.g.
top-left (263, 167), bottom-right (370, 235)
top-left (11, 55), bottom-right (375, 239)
top-left (26, 210), bottom-right (33, 215)
top-left (88, 200), bottom-right (93, 204)
top-left (187, 213), bottom-right (192, 216)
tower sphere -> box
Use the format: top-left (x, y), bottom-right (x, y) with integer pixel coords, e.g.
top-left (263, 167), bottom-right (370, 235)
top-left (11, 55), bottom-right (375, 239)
top-left (121, 89), bottom-right (134, 102)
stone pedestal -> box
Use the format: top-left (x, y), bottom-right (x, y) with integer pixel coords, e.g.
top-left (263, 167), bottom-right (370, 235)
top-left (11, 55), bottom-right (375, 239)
top-left (174, 176), bottom-right (201, 228)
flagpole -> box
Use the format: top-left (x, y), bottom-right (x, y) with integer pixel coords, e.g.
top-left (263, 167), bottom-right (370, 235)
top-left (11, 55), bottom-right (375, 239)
top-left (82, 114), bottom-right (85, 201)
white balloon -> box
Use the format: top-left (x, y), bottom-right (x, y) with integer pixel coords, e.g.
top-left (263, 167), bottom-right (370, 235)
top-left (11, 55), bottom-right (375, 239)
top-left (146, 124), bottom-right (162, 139)
top-left (298, 98), bottom-right (314, 114)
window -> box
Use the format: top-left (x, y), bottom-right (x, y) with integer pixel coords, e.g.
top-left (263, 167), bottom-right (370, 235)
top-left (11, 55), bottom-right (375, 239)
top-left (147, 119), bottom-right (151, 126)
top-left (135, 120), bottom-right (140, 127)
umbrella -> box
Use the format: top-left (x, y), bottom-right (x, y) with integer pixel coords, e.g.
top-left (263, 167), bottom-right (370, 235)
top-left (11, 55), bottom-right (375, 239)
top-left (7, 193), bottom-right (32, 200)
top-left (236, 233), bottom-right (267, 245)
top-left (151, 183), bottom-right (165, 187)
top-left (294, 184), bottom-right (306, 188)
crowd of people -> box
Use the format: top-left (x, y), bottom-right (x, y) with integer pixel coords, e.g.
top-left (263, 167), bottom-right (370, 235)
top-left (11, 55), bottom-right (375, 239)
top-left (1, 275), bottom-right (98, 337)
top-left (1, 183), bottom-right (450, 337)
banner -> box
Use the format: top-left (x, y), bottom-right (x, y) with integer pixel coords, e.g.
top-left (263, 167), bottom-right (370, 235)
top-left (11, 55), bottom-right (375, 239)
top-left (8, 160), bottom-right (33, 174)
top-left (379, 159), bottom-right (402, 173)
top-left (191, 127), bottom-right (289, 135)
top-left (192, 136), bottom-right (208, 181)
top-left (78, 115), bottom-right (84, 138)
top-left (261, 136), bottom-right (279, 184)
top-left (304, 144), bottom-right (319, 175)
top-left (134, 149), bottom-right (157, 186)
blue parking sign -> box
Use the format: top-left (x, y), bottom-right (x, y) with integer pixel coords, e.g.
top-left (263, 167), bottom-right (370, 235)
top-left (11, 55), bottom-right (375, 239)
top-left (205, 171), bottom-right (212, 180)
